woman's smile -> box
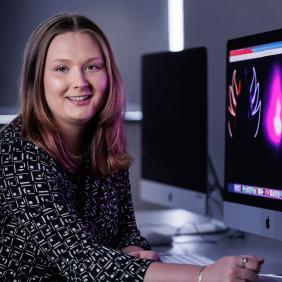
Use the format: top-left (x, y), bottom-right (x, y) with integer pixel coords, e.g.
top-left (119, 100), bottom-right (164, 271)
top-left (66, 94), bottom-right (93, 106)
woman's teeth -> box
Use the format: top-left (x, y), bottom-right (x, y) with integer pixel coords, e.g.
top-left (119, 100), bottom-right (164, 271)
top-left (68, 95), bottom-right (91, 101)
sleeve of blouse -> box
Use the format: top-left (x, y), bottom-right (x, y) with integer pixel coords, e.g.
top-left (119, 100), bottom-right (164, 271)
top-left (0, 139), bottom-right (152, 281)
top-left (115, 170), bottom-right (151, 251)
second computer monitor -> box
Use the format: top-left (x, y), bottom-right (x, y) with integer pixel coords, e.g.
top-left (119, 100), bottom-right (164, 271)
top-left (140, 47), bottom-right (208, 215)
top-left (224, 28), bottom-right (282, 242)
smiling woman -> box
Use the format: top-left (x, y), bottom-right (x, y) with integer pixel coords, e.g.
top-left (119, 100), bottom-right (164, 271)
top-left (0, 13), bottom-right (264, 282)
top-left (0, 13), bottom-right (153, 281)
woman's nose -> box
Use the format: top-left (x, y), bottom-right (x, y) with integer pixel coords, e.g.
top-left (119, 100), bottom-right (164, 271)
top-left (72, 69), bottom-right (89, 89)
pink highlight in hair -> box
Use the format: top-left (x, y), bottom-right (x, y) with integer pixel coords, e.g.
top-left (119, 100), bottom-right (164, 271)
top-left (265, 66), bottom-right (282, 147)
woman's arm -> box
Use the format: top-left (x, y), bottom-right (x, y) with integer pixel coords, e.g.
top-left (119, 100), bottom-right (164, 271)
top-left (116, 169), bottom-right (263, 281)
top-left (115, 170), bottom-right (151, 251)
top-left (115, 170), bottom-right (164, 262)
top-left (145, 262), bottom-right (200, 282)
top-left (144, 255), bottom-right (263, 282)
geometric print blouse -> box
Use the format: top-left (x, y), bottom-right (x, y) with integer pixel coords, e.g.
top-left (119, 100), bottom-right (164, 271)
top-left (0, 118), bottom-right (152, 281)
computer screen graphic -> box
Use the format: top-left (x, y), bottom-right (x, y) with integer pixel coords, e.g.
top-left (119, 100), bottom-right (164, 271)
top-left (224, 29), bottom-right (282, 243)
top-left (226, 41), bottom-right (282, 209)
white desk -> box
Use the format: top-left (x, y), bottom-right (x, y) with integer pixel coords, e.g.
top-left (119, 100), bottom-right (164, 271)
top-left (135, 209), bottom-right (282, 275)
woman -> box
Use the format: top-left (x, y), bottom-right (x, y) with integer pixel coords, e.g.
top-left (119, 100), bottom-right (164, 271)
top-left (0, 13), bottom-right (263, 281)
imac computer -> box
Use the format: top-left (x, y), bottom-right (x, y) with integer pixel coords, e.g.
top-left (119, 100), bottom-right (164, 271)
top-left (224, 29), bottom-right (282, 242)
top-left (140, 47), bottom-right (208, 216)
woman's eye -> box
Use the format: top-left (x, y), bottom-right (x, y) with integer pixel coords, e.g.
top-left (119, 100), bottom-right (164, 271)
top-left (55, 66), bottom-right (68, 72)
top-left (85, 64), bottom-right (98, 71)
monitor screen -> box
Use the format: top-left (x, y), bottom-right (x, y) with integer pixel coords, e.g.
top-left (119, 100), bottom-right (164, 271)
top-left (140, 47), bottom-right (208, 215)
top-left (224, 29), bottom-right (282, 242)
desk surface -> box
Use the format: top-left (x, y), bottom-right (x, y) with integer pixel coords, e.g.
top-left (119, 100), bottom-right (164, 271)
top-left (135, 209), bottom-right (282, 275)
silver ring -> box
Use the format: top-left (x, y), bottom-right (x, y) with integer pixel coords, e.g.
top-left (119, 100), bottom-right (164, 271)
top-left (240, 257), bottom-right (248, 268)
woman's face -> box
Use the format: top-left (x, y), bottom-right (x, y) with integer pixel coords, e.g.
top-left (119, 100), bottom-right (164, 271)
top-left (43, 31), bottom-right (108, 129)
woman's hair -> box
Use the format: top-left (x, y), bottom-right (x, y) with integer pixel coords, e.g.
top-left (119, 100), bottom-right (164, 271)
top-left (20, 13), bottom-right (131, 176)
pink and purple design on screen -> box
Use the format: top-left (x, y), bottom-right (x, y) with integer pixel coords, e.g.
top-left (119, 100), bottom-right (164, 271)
top-left (228, 67), bottom-right (261, 138)
top-left (264, 66), bottom-right (282, 147)
top-left (250, 67), bottom-right (261, 138)
top-left (228, 69), bottom-right (241, 138)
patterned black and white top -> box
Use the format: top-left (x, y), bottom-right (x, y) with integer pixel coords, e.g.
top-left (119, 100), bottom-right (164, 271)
top-left (0, 118), bottom-right (152, 281)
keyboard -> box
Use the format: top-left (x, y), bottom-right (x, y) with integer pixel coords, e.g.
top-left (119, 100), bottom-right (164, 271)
top-left (160, 252), bottom-right (214, 266)
top-left (258, 274), bottom-right (282, 281)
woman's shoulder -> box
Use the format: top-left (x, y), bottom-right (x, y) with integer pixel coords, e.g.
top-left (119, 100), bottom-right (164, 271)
top-left (107, 169), bottom-right (130, 188)
top-left (0, 116), bottom-right (23, 143)
top-left (0, 116), bottom-right (51, 162)
top-left (0, 117), bottom-right (71, 180)
top-left (0, 117), bottom-right (35, 152)
top-left (109, 168), bottom-right (129, 179)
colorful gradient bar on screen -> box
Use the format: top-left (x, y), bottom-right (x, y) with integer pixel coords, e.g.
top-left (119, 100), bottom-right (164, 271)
top-left (230, 41), bottom-right (282, 62)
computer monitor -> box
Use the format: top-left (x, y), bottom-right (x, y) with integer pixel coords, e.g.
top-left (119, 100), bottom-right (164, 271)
top-left (224, 29), bottom-right (282, 242)
top-left (140, 47), bottom-right (208, 216)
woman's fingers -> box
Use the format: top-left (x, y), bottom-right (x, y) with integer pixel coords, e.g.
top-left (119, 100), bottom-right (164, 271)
top-left (128, 250), bottom-right (161, 261)
top-left (236, 255), bottom-right (264, 272)
top-left (237, 267), bottom-right (259, 281)
top-left (235, 255), bottom-right (264, 281)
top-left (204, 255), bottom-right (264, 282)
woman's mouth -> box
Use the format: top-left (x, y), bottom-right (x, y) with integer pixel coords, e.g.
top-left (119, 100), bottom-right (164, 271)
top-left (67, 95), bottom-right (92, 101)
top-left (66, 95), bottom-right (92, 106)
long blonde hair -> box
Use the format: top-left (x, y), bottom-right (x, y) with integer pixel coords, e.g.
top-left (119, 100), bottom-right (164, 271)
top-left (20, 13), bottom-right (131, 176)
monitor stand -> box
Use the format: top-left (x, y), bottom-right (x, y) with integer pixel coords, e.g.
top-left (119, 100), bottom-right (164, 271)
top-left (173, 218), bottom-right (228, 236)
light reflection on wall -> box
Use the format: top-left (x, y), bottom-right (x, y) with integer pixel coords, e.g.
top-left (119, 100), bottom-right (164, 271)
top-left (265, 66), bottom-right (282, 147)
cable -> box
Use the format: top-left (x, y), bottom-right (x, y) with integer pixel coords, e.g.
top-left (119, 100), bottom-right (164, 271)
top-left (207, 154), bottom-right (223, 197)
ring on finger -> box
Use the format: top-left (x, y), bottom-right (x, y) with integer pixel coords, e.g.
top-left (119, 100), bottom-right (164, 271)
top-left (240, 257), bottom-right (248, 268)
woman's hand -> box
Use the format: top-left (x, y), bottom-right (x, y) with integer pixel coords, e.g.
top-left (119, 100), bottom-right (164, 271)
top-left (128, 250), bottom-right (161, 261)
top-left (122, 245), bottom-right (161, 261)
top-left (203, 255), bottom-right (264, 282)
